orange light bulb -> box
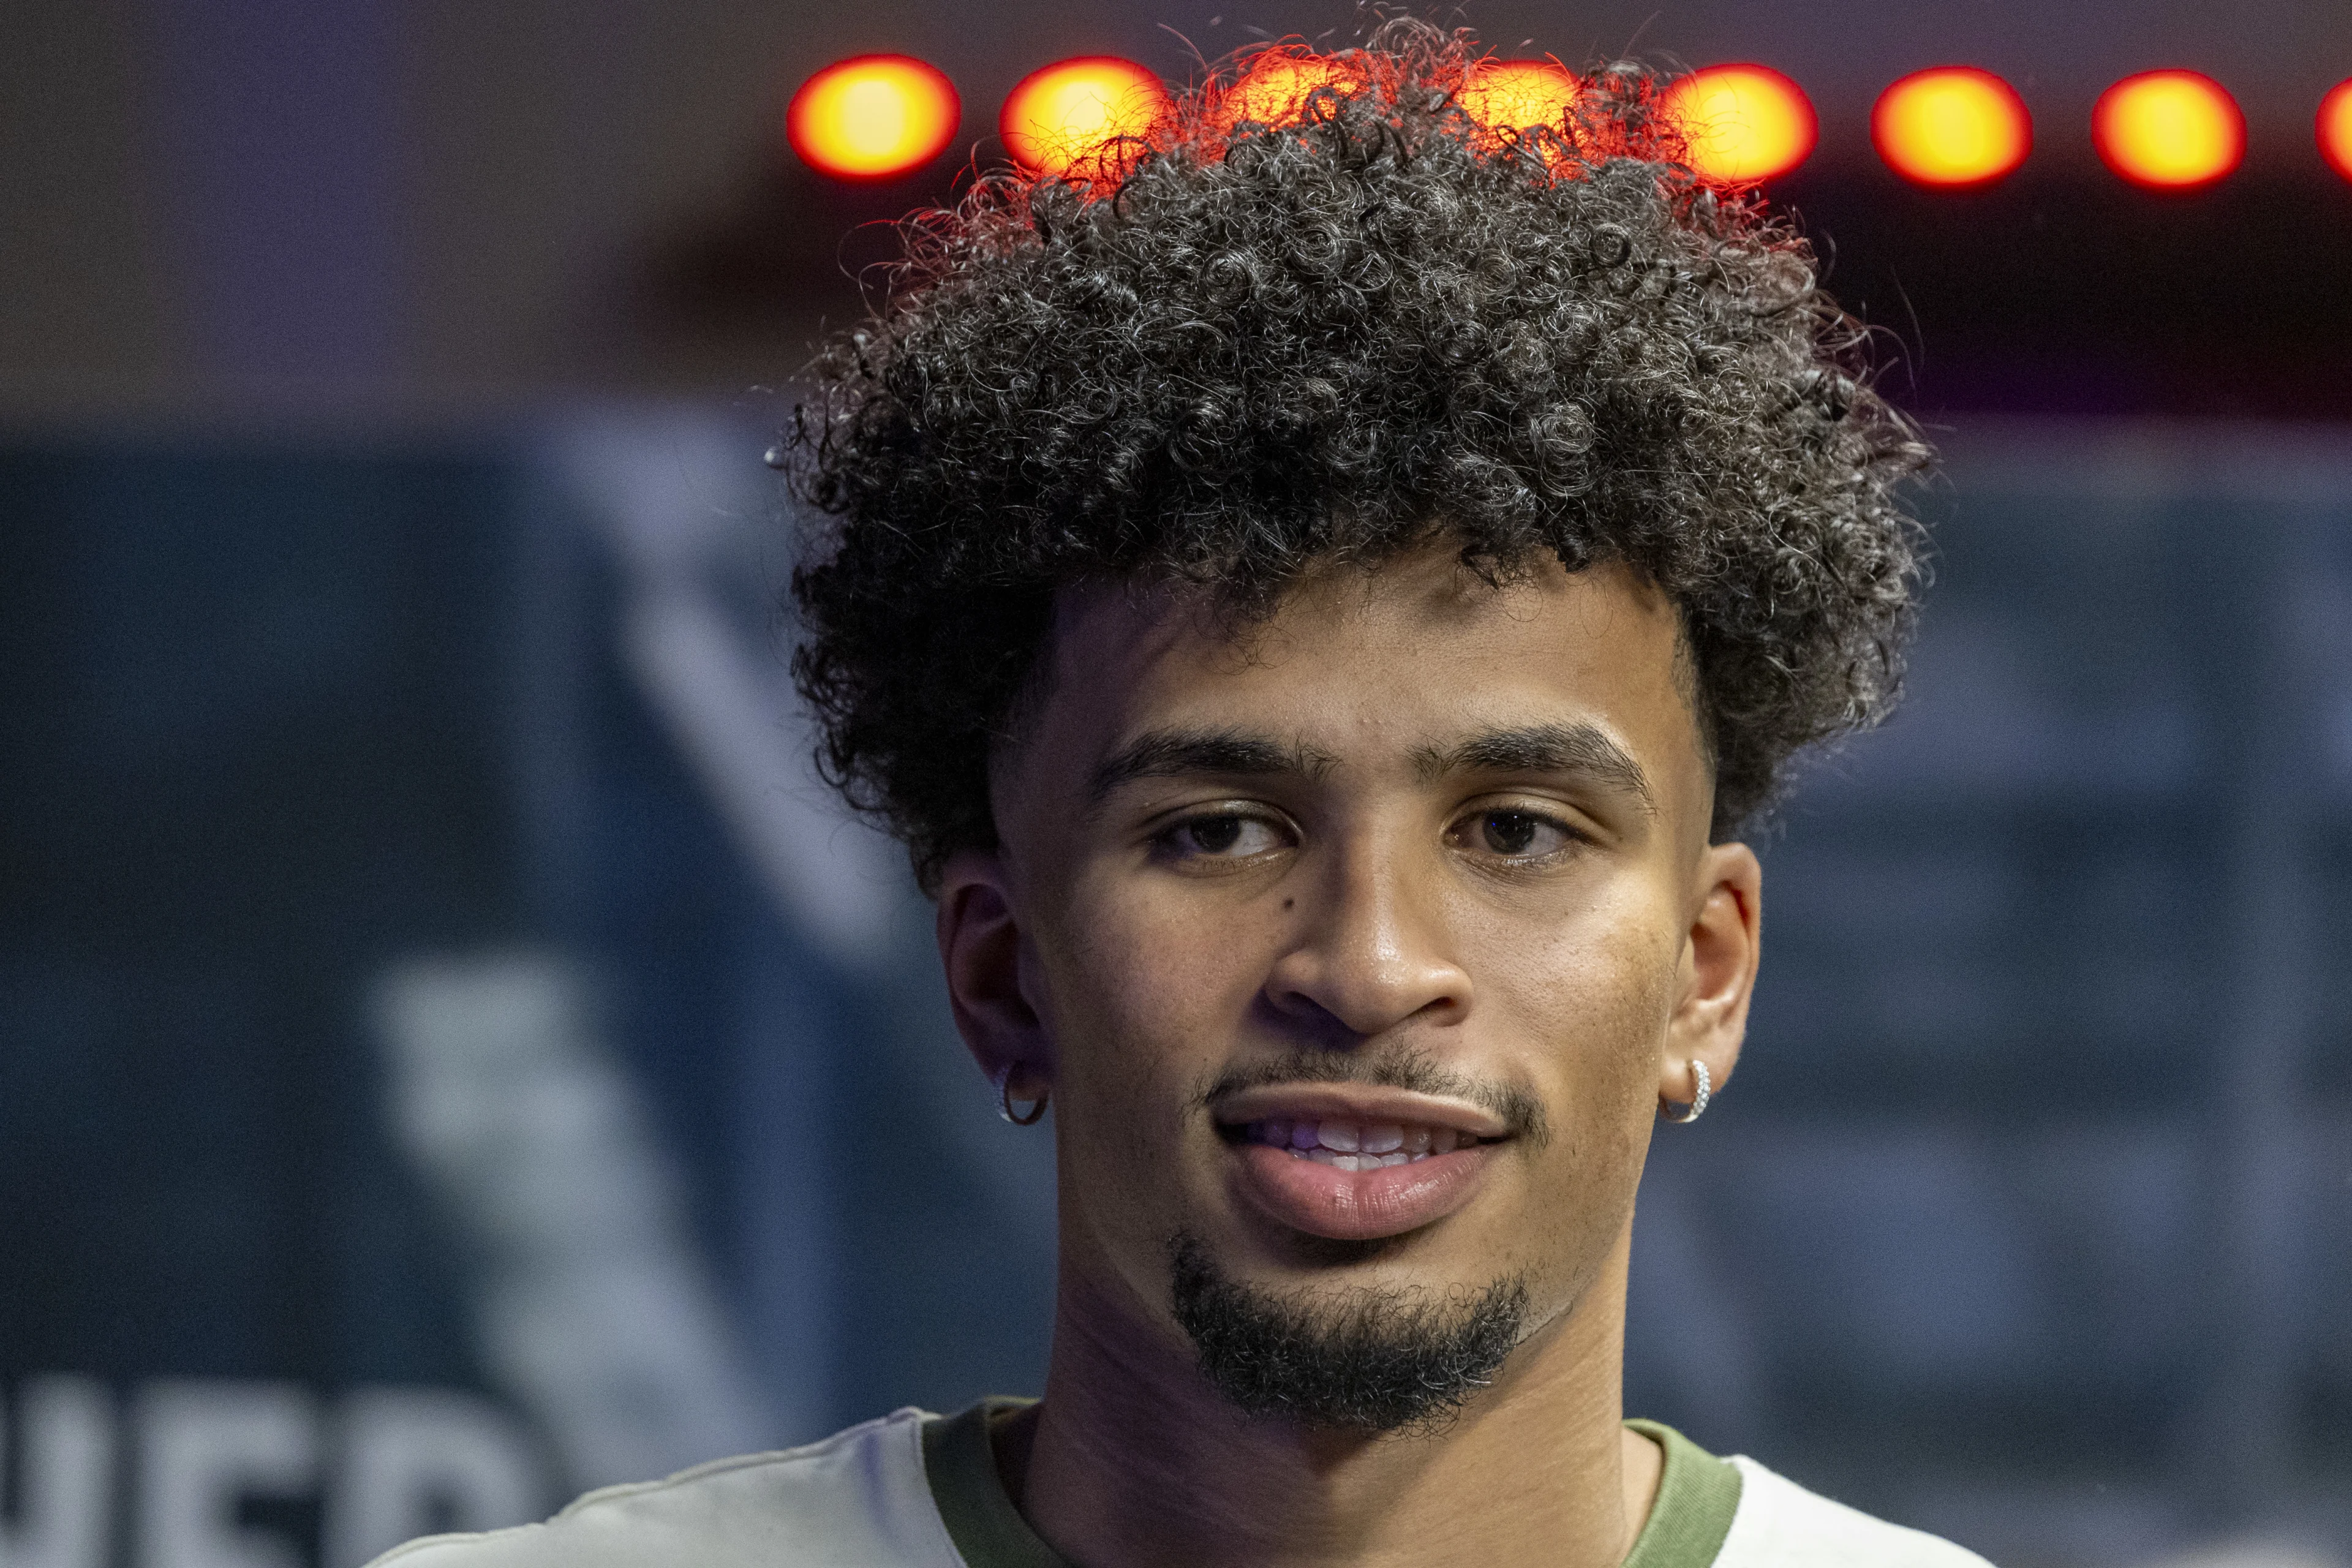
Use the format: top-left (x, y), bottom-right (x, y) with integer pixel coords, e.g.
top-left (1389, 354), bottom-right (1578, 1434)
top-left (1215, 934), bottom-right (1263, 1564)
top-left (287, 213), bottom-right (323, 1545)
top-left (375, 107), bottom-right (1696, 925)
top-left (2093, 70), bottom-right (2243, 189)
top-left (2320, 78), bottom-right (2352, 183)
top-left (1210, 51), bottom-right (1366, 135)
top-left (1873, 67), bottom-right (2031, 187)
top-left (787, 55), bottom-right (960, 180)
top-left (1662, 64), bottom-right (1817, 184)
top-left (1459, 59), bottom-right (1580, 141)
top-left (1001, 56), bottom-right (1169, 178)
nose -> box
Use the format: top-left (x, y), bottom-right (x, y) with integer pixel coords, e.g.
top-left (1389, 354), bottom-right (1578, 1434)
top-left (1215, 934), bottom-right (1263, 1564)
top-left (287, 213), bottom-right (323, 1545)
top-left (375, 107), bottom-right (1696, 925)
top-left (1262, 840), bottom-right (1472, 1042)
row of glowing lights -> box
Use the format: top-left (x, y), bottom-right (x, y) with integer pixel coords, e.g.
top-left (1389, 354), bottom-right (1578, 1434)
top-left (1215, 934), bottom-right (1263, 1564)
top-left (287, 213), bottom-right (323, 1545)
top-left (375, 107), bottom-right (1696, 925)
top-left (790, 52), bottom-right (2352, 191)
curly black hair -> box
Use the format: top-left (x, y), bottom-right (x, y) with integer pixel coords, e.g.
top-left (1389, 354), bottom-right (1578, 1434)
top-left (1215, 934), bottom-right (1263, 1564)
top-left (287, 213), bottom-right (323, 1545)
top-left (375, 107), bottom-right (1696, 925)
top-left (788, 21), bottom-right (1930, 891)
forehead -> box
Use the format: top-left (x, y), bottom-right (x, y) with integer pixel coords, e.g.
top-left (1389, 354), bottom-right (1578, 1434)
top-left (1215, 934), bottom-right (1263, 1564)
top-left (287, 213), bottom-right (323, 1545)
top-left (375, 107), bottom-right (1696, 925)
top-left (1003, 544), bottom-right (1713, 831)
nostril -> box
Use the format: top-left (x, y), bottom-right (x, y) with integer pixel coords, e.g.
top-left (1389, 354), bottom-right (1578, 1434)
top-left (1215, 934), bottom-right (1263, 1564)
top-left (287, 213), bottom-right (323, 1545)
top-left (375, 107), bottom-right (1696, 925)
top-left (1261, 944), bottom-right (1472, 1043)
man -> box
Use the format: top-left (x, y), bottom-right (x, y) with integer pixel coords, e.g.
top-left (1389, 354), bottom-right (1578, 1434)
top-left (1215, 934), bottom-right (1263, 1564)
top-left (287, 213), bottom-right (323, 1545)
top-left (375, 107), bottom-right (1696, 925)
top-left (379, 23), bottom-right (1988, 1567)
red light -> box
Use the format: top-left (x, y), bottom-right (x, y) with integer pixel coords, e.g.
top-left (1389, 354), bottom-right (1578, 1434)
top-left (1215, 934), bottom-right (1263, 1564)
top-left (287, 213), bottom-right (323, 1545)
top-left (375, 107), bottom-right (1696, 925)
top-left (2320, 79), bottom-right (2352, 183)
top-left (1458, 59), bottom-right (1579, 142)
top-left (1873, 68), bottom-right (2031, 187)
top-left (1662, 65), bottom-right (1817, 184)
top-left (2093, 70), bottom-right (2242, 189)
top-left (1001, 57), bottom-right (1169, 179)
top-left (787, 55), bottom-right (960, 179)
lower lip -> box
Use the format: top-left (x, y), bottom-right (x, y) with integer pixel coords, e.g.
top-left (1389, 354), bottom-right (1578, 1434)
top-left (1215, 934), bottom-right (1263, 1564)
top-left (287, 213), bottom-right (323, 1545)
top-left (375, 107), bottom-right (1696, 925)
top-left (1226, 1141), bottom-right (1496, 1242)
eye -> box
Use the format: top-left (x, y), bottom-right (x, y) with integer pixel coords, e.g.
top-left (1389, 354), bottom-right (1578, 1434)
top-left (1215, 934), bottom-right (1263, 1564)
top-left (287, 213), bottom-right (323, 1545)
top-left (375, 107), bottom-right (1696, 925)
top-left (1158, 811), bottom-right (1289, 862)
top-left (1457, 809), bottom-right (1575, 861)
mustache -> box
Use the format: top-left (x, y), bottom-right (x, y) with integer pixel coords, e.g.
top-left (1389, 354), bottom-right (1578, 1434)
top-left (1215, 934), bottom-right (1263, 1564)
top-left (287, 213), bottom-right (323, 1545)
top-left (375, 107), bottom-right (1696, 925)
top-left (1193, 1042), bottom-right (1550, 1149)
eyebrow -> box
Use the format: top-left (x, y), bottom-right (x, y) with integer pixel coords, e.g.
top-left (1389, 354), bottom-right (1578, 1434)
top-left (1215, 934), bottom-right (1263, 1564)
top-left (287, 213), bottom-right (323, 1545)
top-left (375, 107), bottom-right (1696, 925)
top-left (1087, 727), bottom-right (1336, 806)
top-left (1411, 723), bottom-right (1656, 815)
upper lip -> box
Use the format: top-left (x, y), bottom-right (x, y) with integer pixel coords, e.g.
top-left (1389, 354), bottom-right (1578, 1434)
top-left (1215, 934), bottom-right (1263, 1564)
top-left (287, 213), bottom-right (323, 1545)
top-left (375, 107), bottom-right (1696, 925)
top-left (1210, 1084), bottom-right (1512, 1140)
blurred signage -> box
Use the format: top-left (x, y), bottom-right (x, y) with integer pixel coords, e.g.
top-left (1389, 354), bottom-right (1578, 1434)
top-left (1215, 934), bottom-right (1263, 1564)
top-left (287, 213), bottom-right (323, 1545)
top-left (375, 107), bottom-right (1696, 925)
top-left (1, 1377), bottom-right (542, 1568)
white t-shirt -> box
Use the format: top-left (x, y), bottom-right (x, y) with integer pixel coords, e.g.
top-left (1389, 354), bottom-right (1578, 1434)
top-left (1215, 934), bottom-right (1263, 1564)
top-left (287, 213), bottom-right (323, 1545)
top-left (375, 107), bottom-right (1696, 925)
top-left (369, 1403), bottom-right (1994, 1568)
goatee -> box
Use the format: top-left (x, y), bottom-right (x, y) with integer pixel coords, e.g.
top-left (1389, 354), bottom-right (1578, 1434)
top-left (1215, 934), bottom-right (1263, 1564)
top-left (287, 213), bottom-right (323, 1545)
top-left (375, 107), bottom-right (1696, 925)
top-left (1167, 1231), bottom-right (1529, 1433)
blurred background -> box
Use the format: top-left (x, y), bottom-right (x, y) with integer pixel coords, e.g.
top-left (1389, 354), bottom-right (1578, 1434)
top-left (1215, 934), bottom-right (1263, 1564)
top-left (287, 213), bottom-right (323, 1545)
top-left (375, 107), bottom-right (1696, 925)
top-left (4, 2), bottom-right (2351, 1566)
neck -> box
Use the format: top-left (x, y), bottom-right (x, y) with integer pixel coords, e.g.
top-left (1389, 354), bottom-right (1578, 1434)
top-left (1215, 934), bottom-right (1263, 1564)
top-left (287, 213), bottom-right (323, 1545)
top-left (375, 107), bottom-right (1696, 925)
top-left (1012, 1230), bottom-right (1659, 1568)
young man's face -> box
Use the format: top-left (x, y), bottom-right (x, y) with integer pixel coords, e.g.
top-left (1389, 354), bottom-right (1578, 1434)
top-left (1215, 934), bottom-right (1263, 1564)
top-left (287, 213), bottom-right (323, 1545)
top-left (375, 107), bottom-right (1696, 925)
top-left (940, 541), bottom-right (1760, 1425)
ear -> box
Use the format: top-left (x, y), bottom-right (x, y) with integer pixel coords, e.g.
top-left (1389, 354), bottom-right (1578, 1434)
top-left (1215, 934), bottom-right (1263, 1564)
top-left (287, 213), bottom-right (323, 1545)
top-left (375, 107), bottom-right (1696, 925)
top-left (935, 847), bottom-right (1054, 1099)
top-left (1662, 840), bottom-right (1762, 1107)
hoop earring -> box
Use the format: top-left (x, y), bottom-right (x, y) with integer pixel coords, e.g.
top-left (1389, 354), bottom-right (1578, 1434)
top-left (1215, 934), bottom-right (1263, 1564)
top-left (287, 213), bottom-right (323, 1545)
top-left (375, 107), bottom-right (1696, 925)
top-left (1662, 1058), bottom-right (1711, 1125)
top-left (994, 1064), bottom-right (1049, 1126)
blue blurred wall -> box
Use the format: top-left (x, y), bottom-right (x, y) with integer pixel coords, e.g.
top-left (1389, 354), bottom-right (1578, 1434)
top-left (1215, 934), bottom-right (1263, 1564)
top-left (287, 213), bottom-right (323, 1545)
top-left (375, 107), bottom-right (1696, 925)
top-left (2, 417), bottom-right (2348, 1567)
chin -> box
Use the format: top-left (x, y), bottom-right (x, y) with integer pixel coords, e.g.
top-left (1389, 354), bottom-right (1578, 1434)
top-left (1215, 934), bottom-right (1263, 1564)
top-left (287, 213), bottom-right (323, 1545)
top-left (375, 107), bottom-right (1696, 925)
top-left (1163, 1229), bottom-right (1535, 1433)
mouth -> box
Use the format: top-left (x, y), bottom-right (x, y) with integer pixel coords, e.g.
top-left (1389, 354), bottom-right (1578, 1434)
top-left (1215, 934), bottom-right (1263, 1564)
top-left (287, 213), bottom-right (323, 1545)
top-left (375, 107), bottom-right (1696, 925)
top-left (1212, 1090), bottom-right (1510, 1243)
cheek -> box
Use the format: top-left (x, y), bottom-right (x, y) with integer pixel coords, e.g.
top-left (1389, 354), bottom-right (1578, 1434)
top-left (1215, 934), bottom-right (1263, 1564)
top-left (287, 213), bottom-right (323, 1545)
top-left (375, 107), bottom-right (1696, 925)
top-left (1031, 886), bottom-right (1272, 1188)
top-left (1046, 889), bottom-right (1253, 1061)
top-left (1482, 891), bottom-right (1679, 1185)
top-left (1483, 878), bottom-right (1677, 1058)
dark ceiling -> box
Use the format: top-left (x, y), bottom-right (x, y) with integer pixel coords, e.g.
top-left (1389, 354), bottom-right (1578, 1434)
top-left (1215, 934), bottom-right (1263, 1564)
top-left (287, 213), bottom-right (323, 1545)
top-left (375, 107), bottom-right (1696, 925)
top-left (7, 0), bottom-right (2350, 426)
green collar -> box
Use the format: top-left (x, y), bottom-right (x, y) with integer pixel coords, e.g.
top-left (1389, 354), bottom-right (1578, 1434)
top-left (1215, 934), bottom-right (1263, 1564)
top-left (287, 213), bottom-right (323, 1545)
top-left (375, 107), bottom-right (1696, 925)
top-left (922, 1400), bottom-right (1063, 1568)
top-left (1623, 1419), bottom-right (1742, 1568)
top-left (921, 1400), bottom-right (1741, 1567)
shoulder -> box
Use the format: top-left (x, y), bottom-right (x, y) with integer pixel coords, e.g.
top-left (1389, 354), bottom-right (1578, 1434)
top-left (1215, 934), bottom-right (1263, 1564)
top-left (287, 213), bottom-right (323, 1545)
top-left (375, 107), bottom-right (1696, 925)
top-left (364, 1409), bottom-right (965, 1568)
top-left (1719, 1455), bottom-right (1996, 1568)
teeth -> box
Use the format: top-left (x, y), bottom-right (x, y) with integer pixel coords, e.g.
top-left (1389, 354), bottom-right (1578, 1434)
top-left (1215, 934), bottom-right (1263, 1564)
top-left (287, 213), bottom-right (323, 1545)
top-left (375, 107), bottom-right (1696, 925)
top-left (1245, 1117), bottom-right (1485, 1163)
